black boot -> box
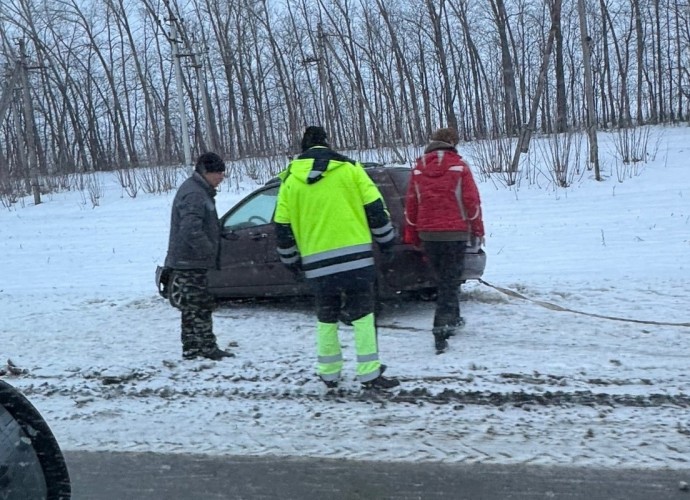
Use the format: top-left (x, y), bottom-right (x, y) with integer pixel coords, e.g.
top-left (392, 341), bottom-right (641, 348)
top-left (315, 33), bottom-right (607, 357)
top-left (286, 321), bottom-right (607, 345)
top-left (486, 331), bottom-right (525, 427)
top-left (433, 328), bottom-right (448, 354)
top-left (182, 350), bottom-right (200, 360)
top-left (319, 376), bottom-right (339, 389)
top-left (362, 374), bottom-right (400, 390)
top-left (202, 347), bottom-right (235, 360)
top-left (446, 317), bottom-right (465, 338)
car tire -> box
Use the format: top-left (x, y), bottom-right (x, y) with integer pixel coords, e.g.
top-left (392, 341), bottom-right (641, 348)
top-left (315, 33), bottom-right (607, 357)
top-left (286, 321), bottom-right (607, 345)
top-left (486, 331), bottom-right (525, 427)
top-left (167, 271), bottom-right (184, 309)
top-left (0, 380), bottom-right (71, 500)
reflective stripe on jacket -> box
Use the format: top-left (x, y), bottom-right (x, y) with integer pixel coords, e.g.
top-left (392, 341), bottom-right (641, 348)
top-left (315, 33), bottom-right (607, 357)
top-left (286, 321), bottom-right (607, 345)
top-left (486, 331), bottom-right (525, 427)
top-left (274, 147), bottom-right (393, 279)
top-left (404, 143), bottom-right (484, 238)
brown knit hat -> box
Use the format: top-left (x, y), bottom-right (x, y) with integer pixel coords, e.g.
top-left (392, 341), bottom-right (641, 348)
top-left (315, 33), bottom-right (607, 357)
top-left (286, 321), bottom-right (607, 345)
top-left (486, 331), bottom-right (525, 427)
top-left (430, 127), bottom-right (459, 146)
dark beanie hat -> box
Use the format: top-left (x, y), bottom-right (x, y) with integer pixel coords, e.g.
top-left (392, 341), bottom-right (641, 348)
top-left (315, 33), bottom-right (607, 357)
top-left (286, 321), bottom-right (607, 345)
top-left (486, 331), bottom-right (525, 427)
top-left (195, 152), bottom-right (226, 173)
top-left (301, 126), bottom-right (329, 152)
top-left (430, 127), bottom-right (459, 146)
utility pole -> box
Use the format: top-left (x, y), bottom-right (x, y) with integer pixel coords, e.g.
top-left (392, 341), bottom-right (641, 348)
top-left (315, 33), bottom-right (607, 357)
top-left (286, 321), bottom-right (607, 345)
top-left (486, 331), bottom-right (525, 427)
top-left (13, 90), bottom-right (28, 192)
top-left (18, 39), bottom-right (41, 205)
top-left (169, 20), bottom-right (192, 166)
top-left (316, 23), bottom-right (330, 129)
top-left (301, 24), bottom-right (331, 136)
top-left (165, 0), bottom-right (218, 162)
top-left (0, 64), bottom-right (21, 123)
top-left (192, 47), bottom-right (217, 153)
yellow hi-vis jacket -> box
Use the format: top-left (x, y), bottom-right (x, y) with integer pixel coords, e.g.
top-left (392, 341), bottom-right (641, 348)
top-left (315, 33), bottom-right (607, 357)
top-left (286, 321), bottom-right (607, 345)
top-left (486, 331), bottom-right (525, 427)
top-left (274, 147), bottom-right (394, 279)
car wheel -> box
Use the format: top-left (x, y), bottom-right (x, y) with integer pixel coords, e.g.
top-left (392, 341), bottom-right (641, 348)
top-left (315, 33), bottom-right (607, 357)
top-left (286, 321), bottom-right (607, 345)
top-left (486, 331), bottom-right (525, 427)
top-left (168, 272), bottom-right (184, 309)
top-left (0, 380), bottom-right (71, 500)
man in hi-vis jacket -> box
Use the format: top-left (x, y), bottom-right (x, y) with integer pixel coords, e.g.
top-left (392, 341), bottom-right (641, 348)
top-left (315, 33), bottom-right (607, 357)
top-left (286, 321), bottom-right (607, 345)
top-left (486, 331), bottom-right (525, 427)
top-left (274, 126), bottom-right (399, 391)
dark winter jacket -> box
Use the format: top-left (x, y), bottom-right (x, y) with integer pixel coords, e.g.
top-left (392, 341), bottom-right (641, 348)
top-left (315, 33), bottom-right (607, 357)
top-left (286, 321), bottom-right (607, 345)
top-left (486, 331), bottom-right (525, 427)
top-left (165, 172), bottom-right (221, 270)
top-left (404, 141), bottom-right (484, 243)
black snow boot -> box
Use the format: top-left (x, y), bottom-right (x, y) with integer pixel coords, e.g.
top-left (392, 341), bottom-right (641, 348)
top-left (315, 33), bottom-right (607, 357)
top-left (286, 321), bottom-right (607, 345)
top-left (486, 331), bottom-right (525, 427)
top-left (202, 347), bottom-right (235, 361)
top-left (444, 317), bottom-right (465, 338)
top-left (362, 374), bottom-right (400, 390)
top-left (319, 376), bottom-right (339, 389)
top-left (433, 328), bottom-right (448, 354)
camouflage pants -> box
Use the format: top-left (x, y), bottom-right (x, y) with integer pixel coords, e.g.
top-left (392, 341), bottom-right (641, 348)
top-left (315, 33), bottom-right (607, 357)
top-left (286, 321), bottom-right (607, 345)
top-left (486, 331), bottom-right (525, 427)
top-left (176, 270), bottom-right (218, 356)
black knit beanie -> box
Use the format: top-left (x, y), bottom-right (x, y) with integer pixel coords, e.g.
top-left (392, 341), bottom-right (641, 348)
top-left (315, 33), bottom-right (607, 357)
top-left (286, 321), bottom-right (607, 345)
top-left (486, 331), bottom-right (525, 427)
top-left (195, 152), bottom-right (226, 173)
top-left (301, 126), bottom-right (329, 152)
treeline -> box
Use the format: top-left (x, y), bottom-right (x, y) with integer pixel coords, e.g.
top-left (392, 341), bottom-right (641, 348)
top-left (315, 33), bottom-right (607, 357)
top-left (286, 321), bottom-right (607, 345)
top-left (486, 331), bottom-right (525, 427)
top-left (0, 0), bottom-right (688, 179)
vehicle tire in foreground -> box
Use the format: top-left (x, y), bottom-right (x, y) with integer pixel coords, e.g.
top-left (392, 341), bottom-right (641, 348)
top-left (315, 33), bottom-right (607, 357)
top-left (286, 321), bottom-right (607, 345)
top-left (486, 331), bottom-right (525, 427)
top-left (0, 379), bottom-right (71, 500)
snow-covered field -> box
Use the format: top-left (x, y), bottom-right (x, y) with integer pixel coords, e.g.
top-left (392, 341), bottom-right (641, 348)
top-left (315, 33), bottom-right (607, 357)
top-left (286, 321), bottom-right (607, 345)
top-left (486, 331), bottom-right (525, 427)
top-left (1, 126), bottom-right (689, 470)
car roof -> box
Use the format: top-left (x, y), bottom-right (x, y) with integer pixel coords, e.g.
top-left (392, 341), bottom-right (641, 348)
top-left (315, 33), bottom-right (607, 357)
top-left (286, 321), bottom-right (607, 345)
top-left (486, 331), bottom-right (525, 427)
top-left (264, 163), bottom-right (410, 187)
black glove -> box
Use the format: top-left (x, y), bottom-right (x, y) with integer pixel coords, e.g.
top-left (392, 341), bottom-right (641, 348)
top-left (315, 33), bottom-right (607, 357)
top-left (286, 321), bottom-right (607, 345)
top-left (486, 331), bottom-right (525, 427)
top-left (378, 239), bottom-right (394, 253)
top-left (378, 244), bottom-right (396, 268)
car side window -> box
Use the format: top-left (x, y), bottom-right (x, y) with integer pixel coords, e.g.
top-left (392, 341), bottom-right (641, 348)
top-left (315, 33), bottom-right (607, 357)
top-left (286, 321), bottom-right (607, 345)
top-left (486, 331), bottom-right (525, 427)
top-left (223, 186), bottom-right (279, 231)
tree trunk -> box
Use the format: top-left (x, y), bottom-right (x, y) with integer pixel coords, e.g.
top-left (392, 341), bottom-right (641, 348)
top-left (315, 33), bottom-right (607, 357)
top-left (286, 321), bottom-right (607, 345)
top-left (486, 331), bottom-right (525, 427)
top-left (553, 0), bottom-right (568, 132)
top-left (511, 0), bottom-right (561, 173)
top-left (578, 0), bottom-right (601, 180)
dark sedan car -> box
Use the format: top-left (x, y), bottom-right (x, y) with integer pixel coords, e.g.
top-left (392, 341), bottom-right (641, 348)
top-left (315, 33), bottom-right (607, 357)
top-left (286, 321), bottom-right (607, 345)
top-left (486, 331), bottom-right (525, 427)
top-left (159, 165), bottom-right (486, 306)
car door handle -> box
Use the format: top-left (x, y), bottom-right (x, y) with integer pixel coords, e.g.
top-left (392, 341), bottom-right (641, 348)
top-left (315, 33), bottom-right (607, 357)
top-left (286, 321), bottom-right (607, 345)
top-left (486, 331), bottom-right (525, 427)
top-left (251, 233), bottom-right (268, 240)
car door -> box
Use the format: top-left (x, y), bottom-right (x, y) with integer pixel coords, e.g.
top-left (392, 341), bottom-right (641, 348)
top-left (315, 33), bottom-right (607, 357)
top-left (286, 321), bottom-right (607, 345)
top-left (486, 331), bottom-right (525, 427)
top-left (209, 184), bottom-right (307, 297)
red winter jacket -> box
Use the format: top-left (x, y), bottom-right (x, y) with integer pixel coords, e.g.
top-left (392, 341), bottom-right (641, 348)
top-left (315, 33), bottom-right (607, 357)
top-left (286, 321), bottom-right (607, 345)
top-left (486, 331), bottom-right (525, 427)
top-left (404, 142), bottom-right (484, 245)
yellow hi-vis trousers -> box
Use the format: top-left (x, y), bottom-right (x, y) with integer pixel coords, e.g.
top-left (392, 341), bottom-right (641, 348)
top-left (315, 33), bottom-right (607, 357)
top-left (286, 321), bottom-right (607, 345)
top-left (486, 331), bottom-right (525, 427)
top-left (317, 322), bottom-right (342, 382)
top-left (352, 313), bottom-right (381, 382)
top-left (317, 314), bottom-right (381, 383)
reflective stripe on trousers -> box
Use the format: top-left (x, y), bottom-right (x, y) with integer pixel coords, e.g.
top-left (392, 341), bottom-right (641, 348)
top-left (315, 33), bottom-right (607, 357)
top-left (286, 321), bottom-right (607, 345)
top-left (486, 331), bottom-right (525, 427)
top-left (352, 313), bottom-right (381, 382)
top-left (317, 322), bottom-right (342, 381)
top-left (316, 314), bottom-right (382, 383)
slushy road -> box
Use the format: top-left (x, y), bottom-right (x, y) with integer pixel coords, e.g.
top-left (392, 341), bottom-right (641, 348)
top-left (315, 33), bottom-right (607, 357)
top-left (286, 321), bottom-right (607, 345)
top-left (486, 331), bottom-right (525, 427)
top-left (64, 451), bottom-right (689, 499)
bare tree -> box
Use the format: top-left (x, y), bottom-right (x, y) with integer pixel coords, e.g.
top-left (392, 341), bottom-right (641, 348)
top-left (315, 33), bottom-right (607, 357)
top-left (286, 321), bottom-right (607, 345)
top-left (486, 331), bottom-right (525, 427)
top-left (553, 0), bottom-right (568, 132)
top-left (1, 0), bottom-right (689, 197)
top-left (511, 0), bottom-right (562, 177)
top-left (488, 0), bottom-right (522, 136)
top-left (578, 0), bottom-right (601, 180)
top-left (424, 0), bottom-right (458, 131)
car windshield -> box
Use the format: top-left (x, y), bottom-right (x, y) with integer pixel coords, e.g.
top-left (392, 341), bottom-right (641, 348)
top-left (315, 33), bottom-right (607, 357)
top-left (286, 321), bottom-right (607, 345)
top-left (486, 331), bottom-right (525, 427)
top-left (222, 186), bottom-right (279, 231)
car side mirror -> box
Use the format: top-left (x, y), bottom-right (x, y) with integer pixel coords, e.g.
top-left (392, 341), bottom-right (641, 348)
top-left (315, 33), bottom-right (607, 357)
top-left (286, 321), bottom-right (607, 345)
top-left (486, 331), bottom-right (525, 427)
top-left (0, 379), bottom-right (71, 499)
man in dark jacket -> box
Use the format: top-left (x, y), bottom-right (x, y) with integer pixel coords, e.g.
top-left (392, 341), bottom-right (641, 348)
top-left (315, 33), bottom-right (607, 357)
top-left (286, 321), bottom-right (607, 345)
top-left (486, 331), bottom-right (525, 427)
top-left (165, 152), bottom-right (234, 361)
top-left (405, 127), bottom-right (485, 354)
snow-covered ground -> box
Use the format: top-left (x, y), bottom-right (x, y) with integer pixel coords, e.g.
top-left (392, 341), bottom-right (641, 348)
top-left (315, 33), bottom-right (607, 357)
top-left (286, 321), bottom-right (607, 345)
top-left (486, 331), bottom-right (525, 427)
top-left (1, 126), bottom-right (689, 470)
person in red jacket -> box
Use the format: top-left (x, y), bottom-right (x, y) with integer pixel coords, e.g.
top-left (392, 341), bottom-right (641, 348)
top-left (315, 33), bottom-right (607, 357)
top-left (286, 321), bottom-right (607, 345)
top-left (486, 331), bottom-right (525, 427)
top-left (404, 127), bottom-right (485, 354)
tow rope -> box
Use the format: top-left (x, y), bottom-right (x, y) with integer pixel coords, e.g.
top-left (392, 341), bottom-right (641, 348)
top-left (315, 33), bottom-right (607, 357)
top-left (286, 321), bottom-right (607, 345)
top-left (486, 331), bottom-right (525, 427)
top-left (478, 279), bottom-right (690, 328)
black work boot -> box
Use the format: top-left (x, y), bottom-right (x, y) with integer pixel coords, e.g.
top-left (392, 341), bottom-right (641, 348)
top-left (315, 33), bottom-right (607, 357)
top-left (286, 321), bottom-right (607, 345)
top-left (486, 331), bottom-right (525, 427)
top-left (362, 365), bottom-right (400, 390)
top-left (202, 347), bottom-right (235, 361)
top-left (445, 317), bottom-right (465, 338)
top-left (433, 328), bottom-right (448, 354)
top-left (362, 374), bottom-right (400, 390)
top-left (182, 350), bottom-right (200, 360)
top-left (320, 377), bottom-right (339, 389)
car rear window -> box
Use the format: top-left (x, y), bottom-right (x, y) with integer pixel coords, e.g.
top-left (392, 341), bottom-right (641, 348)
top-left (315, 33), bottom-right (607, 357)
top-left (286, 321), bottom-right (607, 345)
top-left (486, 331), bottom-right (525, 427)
top-left (387, 167), bottom-right (411, 195)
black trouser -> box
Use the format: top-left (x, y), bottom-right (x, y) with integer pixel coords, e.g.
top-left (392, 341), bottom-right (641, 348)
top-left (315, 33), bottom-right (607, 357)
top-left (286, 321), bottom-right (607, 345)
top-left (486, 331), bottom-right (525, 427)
top-left (310, 267), bottom-right (376, 325)
top-left (422, 240), bottom-right (465, 329)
